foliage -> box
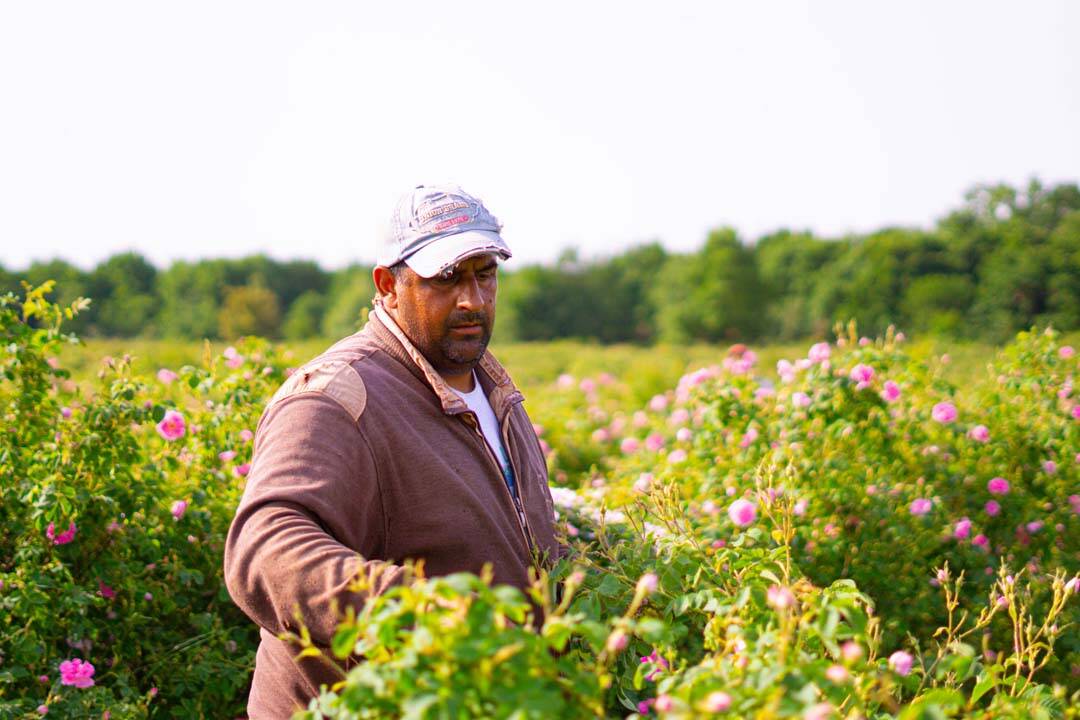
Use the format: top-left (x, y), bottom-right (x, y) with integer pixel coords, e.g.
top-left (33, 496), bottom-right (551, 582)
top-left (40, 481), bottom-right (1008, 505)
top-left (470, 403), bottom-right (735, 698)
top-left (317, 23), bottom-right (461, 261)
top-left (1, 283), bottom-right (1079, 719)
top-left (218, 284), bottom-right (282, 339)
top-left (3, 178), bottom-right (1078, 343)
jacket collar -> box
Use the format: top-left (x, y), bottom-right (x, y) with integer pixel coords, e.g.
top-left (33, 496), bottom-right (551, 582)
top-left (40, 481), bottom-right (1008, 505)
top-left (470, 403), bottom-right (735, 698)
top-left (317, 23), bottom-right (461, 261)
top-left (367, 302), bottom-right (524, 422)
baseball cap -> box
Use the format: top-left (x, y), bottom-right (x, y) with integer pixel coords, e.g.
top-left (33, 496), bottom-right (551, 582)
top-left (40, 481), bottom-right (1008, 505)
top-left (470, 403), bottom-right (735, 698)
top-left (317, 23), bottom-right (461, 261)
top-left (377, 184), bottom-right (512, 278)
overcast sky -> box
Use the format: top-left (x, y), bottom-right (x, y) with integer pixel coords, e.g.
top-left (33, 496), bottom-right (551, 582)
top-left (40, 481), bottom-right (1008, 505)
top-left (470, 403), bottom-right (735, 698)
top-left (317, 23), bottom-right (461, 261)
top-left (1, 1), bottom-right (1077, 271)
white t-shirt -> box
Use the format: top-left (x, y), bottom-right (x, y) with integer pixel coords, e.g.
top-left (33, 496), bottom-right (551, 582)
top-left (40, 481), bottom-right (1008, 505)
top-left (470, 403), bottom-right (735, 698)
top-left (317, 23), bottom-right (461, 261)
top-left (451, 372), bottom-right (517, 497)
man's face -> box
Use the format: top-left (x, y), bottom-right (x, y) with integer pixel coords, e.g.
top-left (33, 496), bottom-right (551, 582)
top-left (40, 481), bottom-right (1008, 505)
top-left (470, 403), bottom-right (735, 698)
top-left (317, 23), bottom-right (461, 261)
top-left (385, 253), bottom-right (499, 376)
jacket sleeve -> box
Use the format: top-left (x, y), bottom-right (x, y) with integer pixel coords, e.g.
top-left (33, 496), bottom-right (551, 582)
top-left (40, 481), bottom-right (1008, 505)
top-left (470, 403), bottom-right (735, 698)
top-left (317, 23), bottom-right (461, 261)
top-left (223, 392), bottom-right (404, 647)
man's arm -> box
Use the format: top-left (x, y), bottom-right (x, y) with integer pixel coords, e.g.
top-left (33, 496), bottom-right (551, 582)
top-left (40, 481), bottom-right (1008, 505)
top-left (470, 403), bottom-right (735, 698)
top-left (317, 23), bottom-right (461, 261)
top-left (223, 392), bottom-right (404, 647)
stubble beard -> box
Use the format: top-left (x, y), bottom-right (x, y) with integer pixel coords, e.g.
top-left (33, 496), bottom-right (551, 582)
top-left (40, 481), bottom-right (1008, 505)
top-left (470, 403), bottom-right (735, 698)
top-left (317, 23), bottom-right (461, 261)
top-left (436, 317), bottom-right (492, 373)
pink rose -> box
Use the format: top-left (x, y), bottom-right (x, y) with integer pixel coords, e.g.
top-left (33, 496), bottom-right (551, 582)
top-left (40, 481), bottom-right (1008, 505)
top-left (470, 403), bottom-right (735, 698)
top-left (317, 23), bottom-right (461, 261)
top-left (644, 433), bottom-right (665, 452)
top-left (156, 410), bottom-right (186, 441)
top-left (881, 380), bottom-right (901, 402)
top-left (825, 664), bottom-right (849, 683)
top-left (808, 342), bottom-right (830, 363)
top-left (97, 580), bottom-right (116, 599)
top-left (767, 584), bottom-right (795, 610)
top-left (931, 402), bottom-right (957, 423)
top-left (728, 498), bottom-right (756, 526)
top-left (223, 346), bottom-right (244, 369)
top-left (888, 650), bottom-right (914, 676)
top-left (59, 658), bottom-right (95, 688)
top-left (156, 368), bottom-right (178, 384)
top-left (703, 691), bottom-right (731, 712)
top-left (805, 704), bottom-right (834, 720)
top-left (987, 477), bottom-right (1009, 495)
top-left (967, 425), bottom-right (990, 443)
top-left (910, 498), bottom-right (932, 516)
top-left (170, 499), bottom-right (188, 520)
top-left (849, 363), bottom-right (874, 389)
top-left (46, 521), bottom-right (77, 545)
top-left (606, 630), bottom-right (628, 652)
top-left (636, 572), bottom-right (659, 595)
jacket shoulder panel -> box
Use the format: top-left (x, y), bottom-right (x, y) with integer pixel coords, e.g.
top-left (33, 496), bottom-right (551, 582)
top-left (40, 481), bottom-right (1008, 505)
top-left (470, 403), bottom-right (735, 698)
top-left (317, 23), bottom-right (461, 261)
top-left (267, 361), bottom-right (368, 422)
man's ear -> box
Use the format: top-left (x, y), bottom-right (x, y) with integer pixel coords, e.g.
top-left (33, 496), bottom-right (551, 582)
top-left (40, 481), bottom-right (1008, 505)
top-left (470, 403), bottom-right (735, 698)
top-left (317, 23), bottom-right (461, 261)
top-left (372, 266), bottom-right (399, 310)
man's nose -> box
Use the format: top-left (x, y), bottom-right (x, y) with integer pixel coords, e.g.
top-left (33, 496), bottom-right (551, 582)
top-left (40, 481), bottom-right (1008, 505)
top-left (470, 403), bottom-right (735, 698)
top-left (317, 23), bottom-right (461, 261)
top-left (456, 274), bottom-right (485, 310)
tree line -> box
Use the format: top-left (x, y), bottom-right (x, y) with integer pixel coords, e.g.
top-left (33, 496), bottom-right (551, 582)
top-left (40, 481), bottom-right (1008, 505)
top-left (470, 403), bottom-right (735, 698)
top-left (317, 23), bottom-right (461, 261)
top-left (3, 179), bottom-right (1078, 344)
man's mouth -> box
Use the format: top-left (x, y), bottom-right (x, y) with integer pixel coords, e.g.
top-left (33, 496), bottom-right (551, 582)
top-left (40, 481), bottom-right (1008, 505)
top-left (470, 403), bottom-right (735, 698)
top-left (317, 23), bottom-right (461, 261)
top-left (449, 323), bottom-right (484, 336)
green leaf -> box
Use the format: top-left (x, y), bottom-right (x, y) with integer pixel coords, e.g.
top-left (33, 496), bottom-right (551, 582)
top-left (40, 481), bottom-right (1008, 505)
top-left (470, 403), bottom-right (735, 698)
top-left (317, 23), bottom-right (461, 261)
top-left (542, 617), bottom-right (573, 652)
top-left (596, 572), bottom-right (623, 598)
top-left (968, 670), bottom-right (997, 708)
top-left (898, 688), bottom-right (964, 720)
top-left (332, 625), bottom-right (361, 659)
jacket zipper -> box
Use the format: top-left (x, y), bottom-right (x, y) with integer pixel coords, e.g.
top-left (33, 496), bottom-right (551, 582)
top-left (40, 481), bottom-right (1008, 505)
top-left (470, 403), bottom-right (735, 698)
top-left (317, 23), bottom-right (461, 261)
top-left (500, 415), bottom-right (538, 553)
top-left (461, 412), bottom-right (536, 566)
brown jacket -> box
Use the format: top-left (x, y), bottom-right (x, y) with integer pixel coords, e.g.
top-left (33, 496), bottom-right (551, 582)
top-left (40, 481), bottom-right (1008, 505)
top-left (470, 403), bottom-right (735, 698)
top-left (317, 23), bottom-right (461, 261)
top-left (223, 307), bottom-right (561, 718)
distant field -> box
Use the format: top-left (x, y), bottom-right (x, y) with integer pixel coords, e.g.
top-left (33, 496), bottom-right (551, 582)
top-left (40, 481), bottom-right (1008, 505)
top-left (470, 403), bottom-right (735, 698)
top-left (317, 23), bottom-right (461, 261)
top-left (57, 331), bottom-right (1075, 406)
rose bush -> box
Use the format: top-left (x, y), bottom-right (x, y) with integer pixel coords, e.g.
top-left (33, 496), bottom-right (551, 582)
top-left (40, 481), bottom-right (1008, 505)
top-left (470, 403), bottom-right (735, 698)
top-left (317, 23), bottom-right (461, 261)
top-left (1, 284), bottom-right (1077, 718)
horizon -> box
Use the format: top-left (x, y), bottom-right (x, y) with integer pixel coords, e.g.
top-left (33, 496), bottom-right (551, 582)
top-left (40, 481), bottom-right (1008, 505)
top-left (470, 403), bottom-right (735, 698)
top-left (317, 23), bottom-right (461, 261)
top-left (4, 174), bottom-right (1072, 274)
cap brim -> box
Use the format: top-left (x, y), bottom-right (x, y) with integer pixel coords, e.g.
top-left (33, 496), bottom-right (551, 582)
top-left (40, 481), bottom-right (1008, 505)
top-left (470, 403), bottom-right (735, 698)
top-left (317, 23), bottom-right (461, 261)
top-left (403, 230), bottom-right (512, 278)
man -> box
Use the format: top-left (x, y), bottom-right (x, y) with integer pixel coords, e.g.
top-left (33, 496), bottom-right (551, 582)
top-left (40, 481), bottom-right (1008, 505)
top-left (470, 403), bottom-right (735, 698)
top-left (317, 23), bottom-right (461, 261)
top-left (223, 184), bottom-right (562, 718)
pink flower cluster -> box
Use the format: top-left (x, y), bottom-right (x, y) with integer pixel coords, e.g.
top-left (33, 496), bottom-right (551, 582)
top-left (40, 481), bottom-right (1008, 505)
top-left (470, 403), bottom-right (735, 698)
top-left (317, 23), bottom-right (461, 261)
top-left (59, 657), bottom-right (95, 688)
top-left (223, 346), bottom-right (244, 369)
top-left (808, 342), bottom-right (830, 364)
top-left (46, 521), bottom-right (77, 545)
top-left (639, 650), bottom-right (669, 682)
top-left (849, 363), bottom-right (874, 389)
top-left (909, 498), bottom-right (932, 516)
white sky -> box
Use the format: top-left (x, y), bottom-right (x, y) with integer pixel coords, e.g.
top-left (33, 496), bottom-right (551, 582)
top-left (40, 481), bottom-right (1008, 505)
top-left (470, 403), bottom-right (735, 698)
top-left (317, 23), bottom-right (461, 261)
top-left (1, 1), bottom-right (1078, 271)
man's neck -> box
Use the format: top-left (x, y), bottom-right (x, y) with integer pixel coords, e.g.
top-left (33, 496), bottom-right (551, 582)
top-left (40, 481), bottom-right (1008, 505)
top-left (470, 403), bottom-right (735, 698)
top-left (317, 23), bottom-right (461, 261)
top-left (443, 370), bottom-right (475, 393)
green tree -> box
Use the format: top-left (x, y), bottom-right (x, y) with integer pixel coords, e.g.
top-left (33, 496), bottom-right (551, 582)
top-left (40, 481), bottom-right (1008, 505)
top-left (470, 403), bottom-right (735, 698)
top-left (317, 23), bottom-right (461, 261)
top-left (87, 252), bottom-right (158, 336)
top-left (155, 260), bottom-right (227, 338)
top-left (321, 266), bottom-right (375, 338)
top-left (754, 230), bottom-right (842, 340)
top-left (653, 228), bottom-right (765, 343)
top-left (282, 290), bottom-right (327, 340)
top-left (218, 284), bottom-right (282, 339)
top-left (900, 274), bottom-right (976, 335)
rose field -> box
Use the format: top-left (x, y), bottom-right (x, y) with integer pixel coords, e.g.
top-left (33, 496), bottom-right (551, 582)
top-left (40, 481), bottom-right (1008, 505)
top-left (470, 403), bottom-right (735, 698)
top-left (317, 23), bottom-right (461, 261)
top-left (1, 283), bottom-right (1079, 719)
